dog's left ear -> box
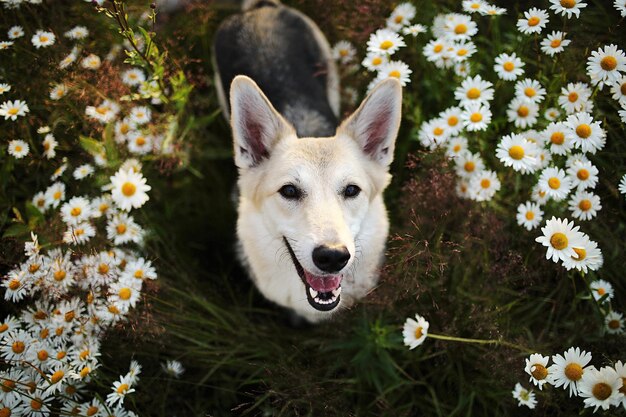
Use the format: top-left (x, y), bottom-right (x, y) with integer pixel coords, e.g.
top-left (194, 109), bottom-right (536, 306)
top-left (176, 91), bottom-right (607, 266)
top-left (338, 78), bottom-right (402, 167)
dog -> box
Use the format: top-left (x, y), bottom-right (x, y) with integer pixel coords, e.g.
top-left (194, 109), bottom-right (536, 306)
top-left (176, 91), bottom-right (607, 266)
top-left (213, 0), bottom-right (402, 322)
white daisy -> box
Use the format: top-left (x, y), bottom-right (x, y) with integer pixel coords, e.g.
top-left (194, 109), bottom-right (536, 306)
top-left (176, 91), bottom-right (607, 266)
top-left (543, 122), bottom-right (572, 155)
top-left (461, 102), bottom-right (491, 131)
top-left (456, 178), bottom-right (471, 199)
top-left (587, 44), bottom-right (626, 88)
top-left (31, 30), bottom-right (56, 48)
top-left (362, 52), bottom-right (389, 72)
top-left (535, 216), bottom-right (585, 263)
top-left (51, 160), bottom-right (68, 180)
top-left (517, 8), bottom-right (549, 34)
top-left (531, 183), bottom-right (550, 205)
top-left (110, 168), bottom-right (151, 211)
top-left (605, 311), bottom-right (624, 334)
top-left (85, 100), bottom-right (120, 124)
top-left (8, 139), bottom-right (29, 159)
top-left (544, 107), bottom-right (561, 122)
top-left (615, 361), bottom-right (626, 408)
top-left (423, 38), bottom-right (454, 68)
top-left (32, 191), bottom-right (47, 212)
top-left (59, 48), bottom-right (78, 69)
top-left (479, 6), bottom-right (507, 16)
top-left (402, 24), bottom-right (427, 37)
top-left (610, 75), bottom-right (626, 106)
top-left (332, 40), bottom-right (356, 64)
top-left (446, 136), bottom-right (468, 159)
top-left (443, 14), bottom-right (477, 42)
top-left (568, 190), bottom-right (601, 221)
top-left (417, 118), bottom-right (450, 150)
top-left (562, 235), bottom-right (603, 272)
top-left (549, 0), bottom-right (587, 18)
top-left (386, 2), bottom-right (416, 30)
top-left (468, 170), bottom-right (500, 202)
top-left (0, 83), bottom-right (11, 95)
top-left (524, 353), bottom-right (551, 390)
top-left (129, 106), bottom-right (152, 125)
top-left (105, 375), bottom-right (135, 407)
top-left (402, 314), bottom-right (429, 349)
top-left (455, 151), bottom-right (484, 178)
top-left (62, 222), bottom-right (96, 245)
top-left (44, 182), bottom-right (66, 209)
top-left (619, 173), bottom-right (626, 196)
top-left (507, 98), bottom-right (539, 129)
top-left (511, 383), bottom-right (537, 409)
top-left (496, 133), bottom-right (538, 173)
top-left (49, 83), bottom-right (68, 101)
top-left (60, 196), bottom-right (93, 225)
top-left (454, 74), bottom-right (494, 106)
top-left (564, 112), bottom-right (605, 154)
top-left (2, 269), bottom-right (31, 302)
top-left (367, 29), bottom-right (405, 55)
top-left (122, 68), bottom-right (146, 86)
top-left (127, 131), bottom-right (153, 154)
top-left (42, 133), bottom-right (58, 159)
top-left (439, 107), bottom-right (464, 136)
top-left (620, 108), bottom-right (626, 124)
top-left (0, 41), bottom-right (13, 50)
top-left (558, 82), bottom-right (592, 114)
top-left (451, 40), bottom-right (477, 62)
top-left (494, 52), bottom-right (525, 81)
top-left (590, 279), bottom-right (613, 302)
top-left (538, 167), bottom-right (572, 201)
top-left (108, 278), bottom-right (142, 313)
top-left (162, 360), bottom-right (185, 378)
top-left (64, 26), bottom-right (89, 40)
top-left (454, 61), bottom-right (471, 78)
top-left (73, 164), bottom-right (94, 180)
top-left (516, 201), bottom-right (543, 231)
top-left (615, 0), bottom-right (626, 17)
top-left (548, 347), bottom-right (592, 397)
top-left (462, 0), bottom-right (487, 14)
top-left (578, 366), bottom-right (623, 412)
top-left (81, 54), bottom-right (102, 70)
top-left (124, 257), bottom-right (157, 281)
top-left (514, 78), bottom-right (546, 103)
top-left (376, 60), bottom-right (412, 86)
top-left (7, 25), bottom-right (24, 39)
top-left (0, 99), bottom-right (29, 121)
top-left (567, 159), bottom-right (598, 190)
top-left (541, 31), bottom-right (571, 56)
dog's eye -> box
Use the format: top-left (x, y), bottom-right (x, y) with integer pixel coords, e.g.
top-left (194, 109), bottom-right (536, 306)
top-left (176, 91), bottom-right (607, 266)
top-left (279, 184), bottom-right (302, 200)
top-left (343, 184), bottom-right (361, 198)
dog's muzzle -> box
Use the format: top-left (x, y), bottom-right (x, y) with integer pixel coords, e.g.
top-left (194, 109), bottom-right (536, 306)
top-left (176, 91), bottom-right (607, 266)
top-left (283, 237), bottom-right (342, 311)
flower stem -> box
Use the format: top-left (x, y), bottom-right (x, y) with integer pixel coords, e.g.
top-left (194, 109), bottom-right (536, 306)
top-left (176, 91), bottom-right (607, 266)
top-left (427, 332), bottom-right (533, 353)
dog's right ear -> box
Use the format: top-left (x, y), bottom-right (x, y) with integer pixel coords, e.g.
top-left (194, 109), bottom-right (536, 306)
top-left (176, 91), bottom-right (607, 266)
top-left (229, 75), bottom-right (294, 169)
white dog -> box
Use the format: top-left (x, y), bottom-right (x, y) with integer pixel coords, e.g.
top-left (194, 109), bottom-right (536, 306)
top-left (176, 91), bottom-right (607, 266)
top-left (214, 0), bottom-right (402, 322)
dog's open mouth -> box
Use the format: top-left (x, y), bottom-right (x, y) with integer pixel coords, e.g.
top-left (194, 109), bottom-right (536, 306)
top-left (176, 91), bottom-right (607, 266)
top-left (283, 237), bottom-right (341, 312)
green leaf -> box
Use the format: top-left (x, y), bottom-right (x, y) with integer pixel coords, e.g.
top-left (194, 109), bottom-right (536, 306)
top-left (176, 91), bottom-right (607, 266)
top-left (79, 136), bottom-right (105, 156)
top-left (3, 223), bottom-right (30, 238)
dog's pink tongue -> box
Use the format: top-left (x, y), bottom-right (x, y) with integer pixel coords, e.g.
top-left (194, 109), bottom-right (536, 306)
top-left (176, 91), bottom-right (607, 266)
top-left (304, 271), bottom-right (341, 292)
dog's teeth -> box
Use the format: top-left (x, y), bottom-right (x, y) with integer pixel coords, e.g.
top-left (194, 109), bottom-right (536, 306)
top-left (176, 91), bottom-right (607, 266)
top-left (309, 288), bottom-right (318, 298)
top-left (332, 287), bottom-right (341, 297)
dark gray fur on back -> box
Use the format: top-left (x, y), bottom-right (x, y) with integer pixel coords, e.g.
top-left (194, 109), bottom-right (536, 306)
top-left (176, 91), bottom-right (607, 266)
top-left (213, 2), bottom-right (338, 137)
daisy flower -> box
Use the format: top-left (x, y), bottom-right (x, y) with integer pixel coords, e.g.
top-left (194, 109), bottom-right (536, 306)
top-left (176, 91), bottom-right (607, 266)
top-left (106, 213), bottom-right (143, 245)
top-left (110, 168), bottom-right (151, 211)
top-left (516, 201), bottom-right (543, 231)
top-left (496, 133), bottom-right (539, 173)
top-left (548, 347), bottom-right (591, 397)
top-left (586, 44), bottom-right (626, 88)
top-left (31, 30), bottom-right (55, 48)
top-left (106, 375), bottom-right (135, 407)
top-left (2, 269), bottom-right (31, 302)
top-left (446, 136), bottom-right (468, 159)
top-left (1, 329), bottom-right (33, 361)
top-left (511, 383), bottom-right (537, 409)
top-left (535, 216), bottom-right (585, 263)
top-left (541, 31), bottom-right (571, 56)
top-left (543, 122), bottom-right (572, 155)
top-left (544, 108), bottom-right (561, 122)
top-left (517, 8), bottom-right (549, 34)
top-left (73, 164), bottom-right (94, 180)
top-left (376, 60), bottom-right (412, 86)
top-left (507, 98), bottom-right (538, 128)
top-left (562, 236), bottom-right (603, 272)
top-left (332, 40), bottom-right (356, 64)
top-left (454, 74), bottom-right (494, 105)
top-left (558, 82), bottom-right (592, 114)
top-left (423, 38), bottom-right (454, 68)
top-left (59, 49), bottom-right (78, 69)
top-left (85, 100), bottom-right (120, 124)
top-left (124, 257), bottom-right (157, 281)
top-left (14, 391), bottom-right (52, 417)
top-left (455, 151), bottom-right (484, 178)
top-left (114, 118), bottom-right (137, 143)
top-left (8, 140), bottom-right (29, 159)
top-left (0, 41), bottom-right (13, 50)
top-left (621, 108), bottom-right (626, 124)
top-left (127, 132), bottom-right (153, 154)
top-left (451, 40), bottom-right (477, 62)
top-left (122, 68), bottom-right (146, 86)
top-left (605, 311), bottom-right (624, 334)
top-left (362, 52), bottom-right (388, 72)
top-left (589, 279), bottom-right (613, 302)
top-left (461, 102), bottom-right (491, 131)
top-left (126, 360), bottom-right (143, 385)
top-left (44, 182), bottom-right (66, 209)
top-left (578, 366), bottom-right (623, 411)
top-left (454, 61), bottom-right (471, 78)
top-left (619, 174), bottom-right (626, 196)
top-left (81, 54), bottom-right (102, 70)
top-left (462, 0), bottom-right (487, 14)
top-left (49, 83), bottom-right (68, 100)
top-left (367, 29), bottom-right (405, 55)
top-left (568, 190), bottom-right (601, 221)
top-left (62, 222), bottom-right (96, 245)
top-left (615, 361), bottom-right (626, 408)
top-left (443, 14), bottom-right (477, 42)
top-left (402, 24), bottom-right (427, 37)
top-left (515, 79), bottom-right (546, 103)
top-left (0, 83), bottom-right (10, 94)
top-left (402, 314), bottom-right (429, 349)
top-left (7, 25), bottom-right (24, 39)
top-left (64, 25), bottom-right (89, 40)
top-left (494, 52), bottom-right (525, 81)
top-left (469, 170), bottom-right (501, 202)
top-left (439, 107), bottom-right (464, 136)
top-left (567, 160), bottom-right (599, 190)
top-left (456, 179), bottom-right (471, 199)
top-left (549, 0), bottom-right (587, 18)
top-left (163, 360), bottom-right (185, 378)
top-left (60, 196), bottom-right (93, 225)
top-left (538, 167), bottom-right (572, 201)
top-left (610, 75), bottom-right (626, 106)
top-left (386, 2), bottom-right (416, 30)
top-left (565, 112), bottom-right (605, 154)
top-left (51, 160), bottom-right (68, 180)
top-left (0, 99), bottom-right (29, 120)
top-left (42, 134), bottom-right (58, 159)
top-left (480, 6), bottom-right (507, 16)
top-left (32, 192), bottom-right (47, 212)
top-left (417, 118), bottom-right (450, 150)
top-left (108, 278), bottom-right (142, 313)
top-left (615, 0), bottom-right (626, 17)
top-left (129, 106), bottom-right (152, 125)
top-left (524, 353), bottom-right (551, 390)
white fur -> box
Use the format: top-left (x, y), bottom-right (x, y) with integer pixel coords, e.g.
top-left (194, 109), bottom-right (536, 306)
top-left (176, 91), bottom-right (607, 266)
top-left (231, 76), bottom-right (401, 322)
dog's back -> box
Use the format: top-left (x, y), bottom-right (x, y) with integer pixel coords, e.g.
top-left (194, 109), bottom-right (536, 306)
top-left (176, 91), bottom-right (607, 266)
top-left (213, 0), bottom-right (340, 137)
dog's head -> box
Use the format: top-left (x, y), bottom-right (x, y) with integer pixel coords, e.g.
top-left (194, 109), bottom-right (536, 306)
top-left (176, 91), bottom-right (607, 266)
top-left (230, 76), bottom-right (401, 314)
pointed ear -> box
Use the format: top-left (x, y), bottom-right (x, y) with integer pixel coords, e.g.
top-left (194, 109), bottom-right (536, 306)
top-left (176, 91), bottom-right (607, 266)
top-left (338, 78), bottom-right (402, 167)
top-left (230, 75), bottom-right (294, 169)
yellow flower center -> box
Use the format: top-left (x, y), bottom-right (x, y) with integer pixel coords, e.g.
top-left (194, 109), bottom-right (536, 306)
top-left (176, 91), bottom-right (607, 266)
top-left (524, 87), bottom-right (536, 97)
top-left (551, 39), bottom-right (562, 48)
top-left (55, 327), bottom-right (64, 336)
top-left (550, 132), bottom-right (565, 145)
top-left (592, 382), bottom-right (612, 400)
top-left (531, 364), bottom-right (548, 380)
top-left (37, 350), bottom-right (48, 361)
top-left (70, 207), bottom-right (81, 217)
top-left (455, 24), bottom-right (467, 34)
top-left (108, 305), bottom-right (120, 314)
top-left (471, 3), bottom-right (480, 9)
top-left (577, 169), bottom-right (590, 180)
top-left (414, 326), bottom-right (423, 339)
top-left (525, 211), bottom-right (535, 220)
top-left (0, 407), bottom-right (10, 417)
top-left (597, 287), bottom-right (606, 296)
top-left (96, 106), bottom-right (109, 115)
top-left (550, 232), bottom-right (568, 250)
top-left (380, 40), bottom-right (394, 50)
top-left (564, 363), bottom-right (583, 381)
top-left (39, 35), bottom-right (49, 42)
top-left (457, 49), bottom-right (468, 56)
top-left (600, 56), bottom-right (617, 71)
top-left (568, 91), bottom-right (579, 102)
top-left (79, 367), bottom-right (91, 379)
top-left (578, 199), bottom-right (592, 211)
top-left (0, 323), bottom-right (8, 333)
top-left (503, 61), bottom-right (515, 72)
top-left (576, 124), bottom-right (591, 138)
top-left (572, 247), bottom-right (586, 260)
top-left (480, 179), bottom-right (490, 189)
top-left (79, 349), bottom-right (90, 360)
top-left (8, 108), bottom-right (18, 116)
top-left (122, 182), bottom-right (136, 196)
top-left (527, 16), bottom-right (540, 26)
top-left (14, 145), bottom-right (22, 152)
top-left (117, 383), bottom-right (130, 394)
top-left (53, 191), bottom-right (62, 200)
top-left (135, 137), bottom-right (146, 146)
top-left (372, 57), bottom-right (382, 66)
top-left (86, 406), bottom-right (99, 416)
top-left (8, 279), bottom-right (20, 290)
top-left (116, 224), bottom-right (127, 234)
top-left (66, 385), bottom-right (77, 395)
top-left (50, 370), bottom-right (64, 384)
top-left (394, 15), bottom-right (403, 24)
top-left (30, 399), bottom-right (43, 410)
top-left (119, 288), bottom-right (132, 300)
top-left (621, 83), bottom-right (626, 95)
top-left (389, 70), bottom-right (401, 78)
top-left (54, 270), bottom-right (66, 281)
top-left (508, 145), bottom-right (525, 160)
top-left (447, 116), bottom-right (459, 127)
top-left (339, 49), bottom-right (348, 57)
top-left (12, 341), bottom-right (25, 354)
top-left (98, 264), bottom-right (109, 275)
top-left (34, 310), bottom-right (47, 320)
top-left (1, 379), bottom-right (16, 392)
top-left (466, 87), bottom-right (481, 99)
top-left (134, 269), bottom-right (144, 278)
top-left (433, 44), bottom-right (443, 53)
top-left (609, 319), bottom-right (620, 330)
top-left (517, 106), bottom-right (529, 117)
top-left (470, 113), bottom-right (483, 123)
top-left (548, 177), bottom-right (561, 189)
top-left (453, 144), bottom-right (461, 153)
top-left (433, 127), bottom-right (444, 136)
top-left (65, 310), bottom-right (75, 322)
top-left (57, 351), bottom-right (67, 360)
top-left (464, 161), bottom-right (475, 172)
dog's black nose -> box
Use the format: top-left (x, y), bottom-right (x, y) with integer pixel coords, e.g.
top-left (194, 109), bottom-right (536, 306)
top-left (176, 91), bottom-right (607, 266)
top-left (312, 245), bottom-right (350, 273)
